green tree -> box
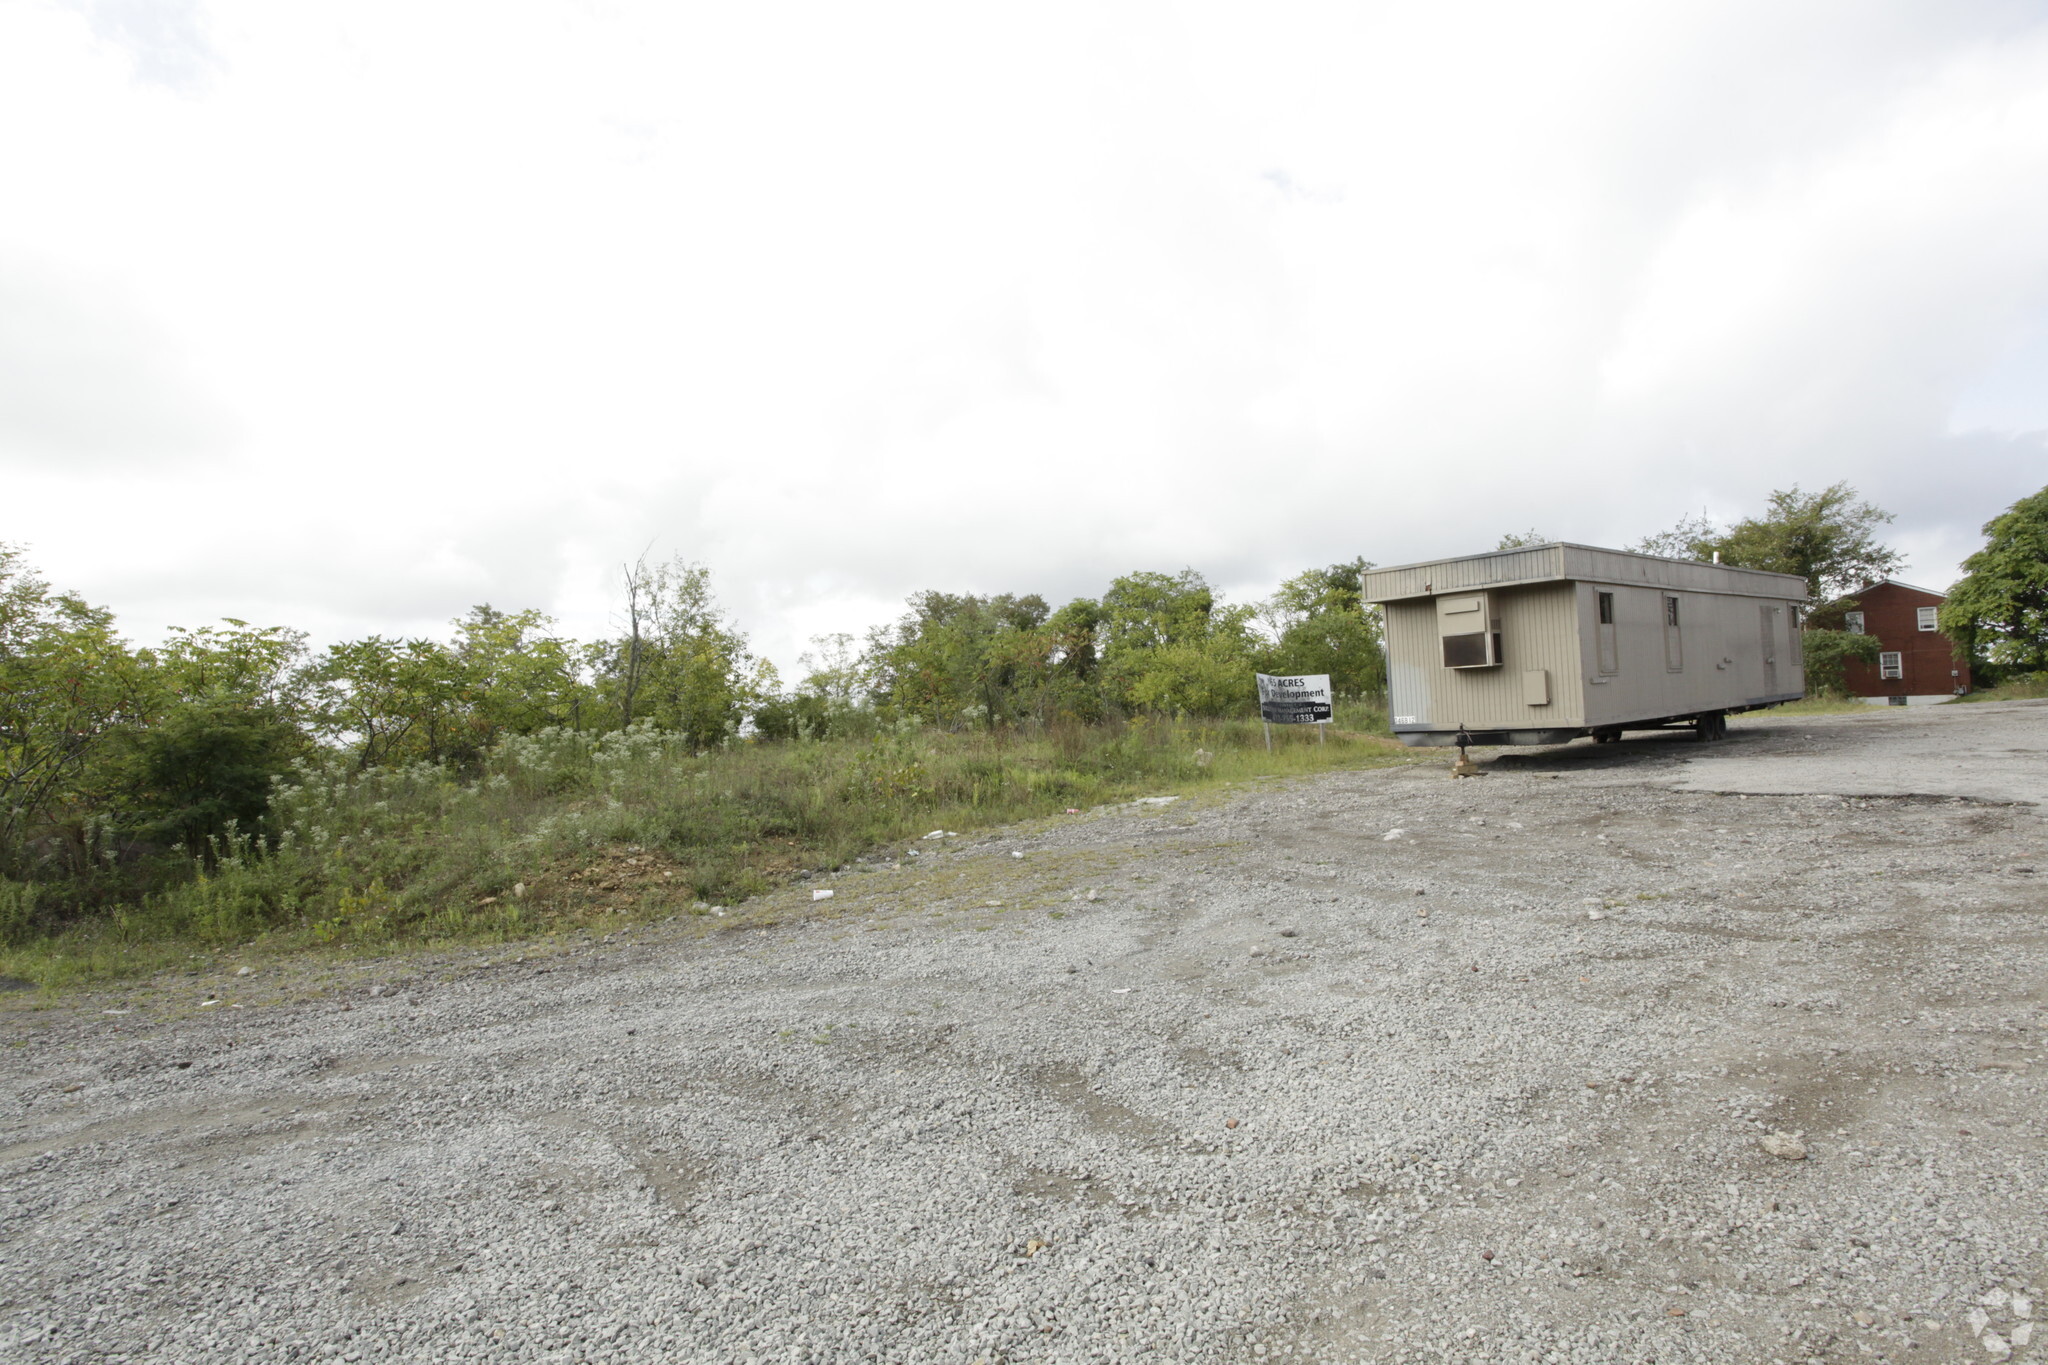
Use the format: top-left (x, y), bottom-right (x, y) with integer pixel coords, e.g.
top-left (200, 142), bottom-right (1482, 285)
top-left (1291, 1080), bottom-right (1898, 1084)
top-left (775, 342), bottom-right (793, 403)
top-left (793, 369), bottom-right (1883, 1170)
top-left (109, 617), bottom-right (320, 854)
top-left (1100, 570), bottom-right (1264, 716)
top-left (1495, 530), bottom-right (1551, 550)
top-left (1117, 622), bottom-right (1262, 715)
top-left (1800, 629), bottom-right (1883, 697)
top-left (1635, 483), bottom-right (1903, 603)
top-left (0, 546), bottom-right (148, 873)
top-left (1101, 569), bottom-right (1214, 654)
top-left (309, 636), bottom-right (472, 769)
top-left (1262, 558), bottom-right (1384, 697)
top-left (1940, 485), bottom-right (2048, 673)
top-left (1040, 597), bottom-right (1107, 721)
top-left (451, 604), bottom-right (592, 741)
top-left (754, 633), bottom-right (875, 740)
top-left (118, 700), bottom-right (306, 857)
top-left (148, 619), bottom-right (315, 714)
top-left (870, 592), bottom-right (1053, 729)
top-left (605, 558), bottom-right (768, 749)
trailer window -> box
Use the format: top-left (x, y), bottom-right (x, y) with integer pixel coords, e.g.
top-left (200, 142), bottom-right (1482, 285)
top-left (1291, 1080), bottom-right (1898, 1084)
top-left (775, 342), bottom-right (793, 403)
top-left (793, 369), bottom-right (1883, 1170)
top-left (1663, 595), bottom-right (1682, 672)
top-left (1879, 651), bottom-right (1903, 680)
top-left (1917, 606), bottom-right (1938, 631)
top-left (1595, 592), bottom-right (1617, 674)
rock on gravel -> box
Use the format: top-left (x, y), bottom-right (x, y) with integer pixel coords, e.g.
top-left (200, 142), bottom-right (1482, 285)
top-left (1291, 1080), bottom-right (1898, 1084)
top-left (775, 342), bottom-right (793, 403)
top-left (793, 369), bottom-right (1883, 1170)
top-left (1759, 1131), bottom-right (1807, 1160)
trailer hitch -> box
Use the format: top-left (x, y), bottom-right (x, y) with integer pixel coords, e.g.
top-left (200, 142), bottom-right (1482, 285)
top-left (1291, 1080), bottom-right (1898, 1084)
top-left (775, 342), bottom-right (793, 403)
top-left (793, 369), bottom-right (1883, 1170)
top-left (1451, 723), bottom-right (1479, 779)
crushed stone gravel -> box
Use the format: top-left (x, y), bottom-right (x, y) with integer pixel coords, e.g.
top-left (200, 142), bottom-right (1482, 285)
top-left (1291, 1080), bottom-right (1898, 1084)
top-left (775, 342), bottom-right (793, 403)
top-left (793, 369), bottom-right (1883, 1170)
top-left (4, 702), bottom-right (2047, 1363)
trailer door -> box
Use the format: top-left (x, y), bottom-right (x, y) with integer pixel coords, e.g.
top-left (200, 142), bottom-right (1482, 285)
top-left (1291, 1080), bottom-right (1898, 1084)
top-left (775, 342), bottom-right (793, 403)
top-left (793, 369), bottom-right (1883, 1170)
top-left (1759, 604), bottom-right (1780, 693)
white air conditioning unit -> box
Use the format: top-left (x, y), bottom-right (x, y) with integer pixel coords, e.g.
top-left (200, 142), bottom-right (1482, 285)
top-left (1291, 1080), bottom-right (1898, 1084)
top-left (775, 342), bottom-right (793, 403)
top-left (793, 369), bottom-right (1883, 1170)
top-left (1437, 593), bottom-right (1502, 669)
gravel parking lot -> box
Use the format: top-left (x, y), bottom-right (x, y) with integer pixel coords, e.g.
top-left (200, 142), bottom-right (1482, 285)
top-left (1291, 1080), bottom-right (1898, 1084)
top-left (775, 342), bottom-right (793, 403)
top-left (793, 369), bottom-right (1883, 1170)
top-left (5, 701), bottom-right (2046, 1365)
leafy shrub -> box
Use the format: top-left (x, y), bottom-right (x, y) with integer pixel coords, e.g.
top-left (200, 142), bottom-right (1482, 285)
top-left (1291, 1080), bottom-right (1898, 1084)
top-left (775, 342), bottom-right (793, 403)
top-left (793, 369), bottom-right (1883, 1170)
top-left (1801, 629), bottom-right (1881, 696)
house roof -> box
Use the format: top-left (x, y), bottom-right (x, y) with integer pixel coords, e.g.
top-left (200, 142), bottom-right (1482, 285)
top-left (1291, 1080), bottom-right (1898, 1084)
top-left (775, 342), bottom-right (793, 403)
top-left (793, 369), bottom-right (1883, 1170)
top-left (1850, 578), bottom-right (1949, 600)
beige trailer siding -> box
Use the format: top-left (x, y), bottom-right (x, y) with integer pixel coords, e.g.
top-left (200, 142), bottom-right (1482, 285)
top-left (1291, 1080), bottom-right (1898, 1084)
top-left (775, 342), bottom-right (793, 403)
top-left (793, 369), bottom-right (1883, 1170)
top-left (1576, 582), bottom-right (1804, 726)
top-left (1385, 584), bottom-right (1583, 730)
top-left (1366, 543), bottom-right (1806, 743)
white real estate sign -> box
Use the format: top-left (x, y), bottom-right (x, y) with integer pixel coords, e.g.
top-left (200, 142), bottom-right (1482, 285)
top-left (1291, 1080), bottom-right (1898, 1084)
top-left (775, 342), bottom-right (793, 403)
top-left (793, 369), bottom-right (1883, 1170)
top-left (1255, 673), bottom-right (1334, 725)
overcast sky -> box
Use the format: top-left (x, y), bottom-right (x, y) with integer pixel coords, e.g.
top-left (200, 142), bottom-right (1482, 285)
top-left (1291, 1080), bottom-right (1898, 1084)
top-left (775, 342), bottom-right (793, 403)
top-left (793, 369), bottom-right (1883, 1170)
top-left (6, 0), bottom-right (2048, 679)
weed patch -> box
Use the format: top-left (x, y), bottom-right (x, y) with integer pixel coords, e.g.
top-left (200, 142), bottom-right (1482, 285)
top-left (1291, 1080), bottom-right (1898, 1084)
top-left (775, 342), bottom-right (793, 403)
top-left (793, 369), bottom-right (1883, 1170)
top-left (2, 707), bottom-right (1402, 986)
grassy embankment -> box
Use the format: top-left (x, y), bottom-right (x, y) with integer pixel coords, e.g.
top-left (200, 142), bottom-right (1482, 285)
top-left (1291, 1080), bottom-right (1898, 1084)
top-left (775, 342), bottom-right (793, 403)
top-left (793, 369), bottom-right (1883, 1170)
top-left (1, 704), bottom-right (1408, 988)
top-left (1776, 676), bottom-right (2048, 713)
top-left (1957, 673), bottom-right (2048, 703)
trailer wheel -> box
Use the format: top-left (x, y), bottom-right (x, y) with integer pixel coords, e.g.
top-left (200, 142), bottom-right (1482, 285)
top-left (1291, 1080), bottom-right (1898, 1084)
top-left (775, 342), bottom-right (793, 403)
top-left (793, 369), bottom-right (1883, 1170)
top-left (1693, 712), bottom-right (1727, 741)
top-left (1591, 728), bottom-right (1620, 745)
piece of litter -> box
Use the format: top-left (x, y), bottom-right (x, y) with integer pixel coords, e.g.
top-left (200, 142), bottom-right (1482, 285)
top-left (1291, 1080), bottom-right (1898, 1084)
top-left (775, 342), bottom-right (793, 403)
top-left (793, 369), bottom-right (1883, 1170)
top-left (198, 1000), bottom-right (219, 1008)
top-left (1011, 851), bottom-right (1024, 859)
top-left (236, 965), bottom-right (252, 976)
top-left (923, 830), bottom-right (947, 839)
top-left (1383, 829), bottom-right (1407, 841)
top-left (1065, 808), bottom-right (1080, 814)
top-left (811, 889), bottom-right (834, 901)
top-left (102, 1009), bottom-right (131, 1016)
top-left (1111, 988), bottom-right (1131, 994)
top-left (1587, 910), bottom-right (1605, 921)
top-left (1134, 796), bottom-right (1179, 806)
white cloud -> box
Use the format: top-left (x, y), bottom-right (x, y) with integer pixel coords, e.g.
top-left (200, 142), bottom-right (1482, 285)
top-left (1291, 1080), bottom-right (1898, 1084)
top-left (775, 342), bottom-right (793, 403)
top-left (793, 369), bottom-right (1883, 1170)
top-left (4, 0), bottom-right (2047, 674)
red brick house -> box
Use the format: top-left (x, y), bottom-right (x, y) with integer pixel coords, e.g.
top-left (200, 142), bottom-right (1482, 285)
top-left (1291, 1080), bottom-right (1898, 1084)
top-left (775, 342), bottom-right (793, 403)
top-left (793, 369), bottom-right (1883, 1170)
top-left (1840, 579), bottom-right (1972, 705)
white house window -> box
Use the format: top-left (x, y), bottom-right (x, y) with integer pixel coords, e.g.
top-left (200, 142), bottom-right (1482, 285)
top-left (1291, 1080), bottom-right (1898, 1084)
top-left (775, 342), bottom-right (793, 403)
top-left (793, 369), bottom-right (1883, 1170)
top-left (1845, 611), bottom-right (1865, 634)
top-left (1916, 606), bottom-right (1938, 631)
top-left (1879, 651), bottom-right (1904, 680)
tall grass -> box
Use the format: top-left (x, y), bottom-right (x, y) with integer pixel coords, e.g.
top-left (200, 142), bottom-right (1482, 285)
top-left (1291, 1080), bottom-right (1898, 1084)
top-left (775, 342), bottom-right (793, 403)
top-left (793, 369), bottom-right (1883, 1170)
top-left (0, 702), bottom-right (1400, 986)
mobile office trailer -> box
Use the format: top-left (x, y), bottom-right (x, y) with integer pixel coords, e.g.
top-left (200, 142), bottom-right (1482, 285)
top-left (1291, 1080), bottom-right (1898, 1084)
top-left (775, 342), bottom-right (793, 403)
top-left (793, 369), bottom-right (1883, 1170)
top-left (1362, 544), bottom-right (1808, 747)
